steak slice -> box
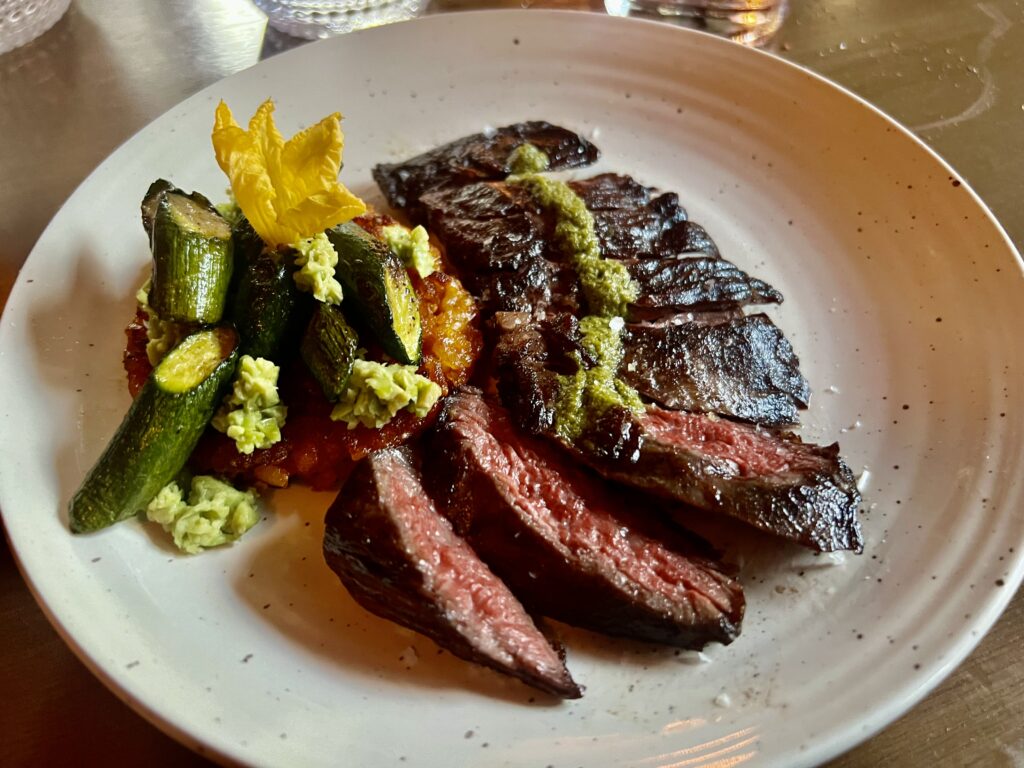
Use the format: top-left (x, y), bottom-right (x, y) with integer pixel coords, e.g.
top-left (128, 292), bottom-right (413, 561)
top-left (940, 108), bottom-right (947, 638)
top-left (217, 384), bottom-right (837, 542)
top-left (625, 256), bottom-right (782, 320)
top-left (475, 258), bottom-right (582, 317)
top-left (569, 175), bottom-right (720, 260)
top-left (589, 409), bottom-right (864, 553)
top-left (418, 176), bottom-right (726, 278)
top-left (620, 313), bottom-right (809, 426)
top-left (426, 389), bottom-right (745, 648)
top-left (493, 310), bottom-right (808, 429)
top-left (373, 121), bottom-right (599, 221)
top-left (323, 447), bottom-right (581, 698)
top-left (473, 255), bottom-right (780, 321)
top-left (490, 315), bottom-right (862, 552)
top-left (421, 182), bottom-right (546, 274)
top-left (414, 174), bottom-right (772, 321)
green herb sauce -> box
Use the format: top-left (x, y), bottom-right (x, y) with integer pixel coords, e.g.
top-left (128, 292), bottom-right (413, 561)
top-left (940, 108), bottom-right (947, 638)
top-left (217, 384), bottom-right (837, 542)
top-left (508, 142), bottom-right (551, 175)
top-left (508, 167), bottom-right (646, 441)
top-left (553, 316), bottom-right (644, 442)
top-left (509, 173), bottom-right (638, 317)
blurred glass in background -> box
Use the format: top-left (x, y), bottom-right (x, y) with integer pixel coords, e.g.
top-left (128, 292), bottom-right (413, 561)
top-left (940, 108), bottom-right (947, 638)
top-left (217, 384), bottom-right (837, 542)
top-left (253, 0), bottom-right (788, 46)
top-left (0, 0), bottom-right (70, 55)
top-left (253, 0), bottom-right (429, 37)
top-left (604, 0), bottom-right (788, 47)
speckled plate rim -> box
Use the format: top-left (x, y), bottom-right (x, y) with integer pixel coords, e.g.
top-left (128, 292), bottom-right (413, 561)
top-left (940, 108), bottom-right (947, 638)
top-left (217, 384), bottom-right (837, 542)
top-left (1, 10), bottom-right (1023, 768)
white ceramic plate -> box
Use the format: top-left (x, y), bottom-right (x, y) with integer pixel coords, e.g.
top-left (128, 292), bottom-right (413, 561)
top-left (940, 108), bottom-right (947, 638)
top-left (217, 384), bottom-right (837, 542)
top-left (2, 11), bottom-right (1022, 768)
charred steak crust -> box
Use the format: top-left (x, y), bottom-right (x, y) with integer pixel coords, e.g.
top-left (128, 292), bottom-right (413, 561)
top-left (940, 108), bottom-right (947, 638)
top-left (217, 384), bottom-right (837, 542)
top-left (489, 314), bottom-right (862, 552)
top-left (425, 390), bottom-right (746, 648)
top-left (412, 176), bottom-right (780, 323)
top-left (372, 121), bottom-right (599, 221)
top-left (374, 122), bottom-right (864, 556)
top-left (569, 174), bottom-right (720, 260)
top-left (619, 313), bottom-right (810, 427)
top-left (323, 447), bottom-right (581, 698)
top-left (590, 414), bottom-right (864, 554)
top-left (625, 256), bottom-right (782, 319)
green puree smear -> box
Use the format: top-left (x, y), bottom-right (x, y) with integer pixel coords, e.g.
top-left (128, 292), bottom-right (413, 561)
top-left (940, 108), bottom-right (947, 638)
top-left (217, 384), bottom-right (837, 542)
top-left (508, 142), bottom-right (551, 175)
top-left (509, 172), bottom-right (638, 318)
top-left (509, 155), bottom-right (645, 441)
top-left (555, 316), bottom-right (645, 441)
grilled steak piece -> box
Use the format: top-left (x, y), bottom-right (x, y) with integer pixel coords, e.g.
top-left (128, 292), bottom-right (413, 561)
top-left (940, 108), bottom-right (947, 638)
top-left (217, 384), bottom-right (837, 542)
top-left (474, 255), bottom-right (781, 321)
top-left (373, 121), bottom-right (599, 221)
top-left (569, 174), bottom-right (719, 260)
top-left (426, 390), bottom-right (745, 648)
top-left (417, 177), bottom-right (726, 282)
top-left (588, 409), bottom-right (864, 553)
top-left (490, 315), bottom-right (862, 552)
top-left (413, 171), bottom-right (775, 321)
top-left (421, 182), bottom-right (545, 274)
top-left (323, 447), bottom-right (581, 698)
top-left (625, 256), bottom-right (782, 320)
top-left (491, 311), bottom-right (642, 462)
top-left (620, 314), bottom-right (810, 426)
top-left (493, 310), bottom-right (808, 429)
top-left (476, 259), bottom-right (582, 317)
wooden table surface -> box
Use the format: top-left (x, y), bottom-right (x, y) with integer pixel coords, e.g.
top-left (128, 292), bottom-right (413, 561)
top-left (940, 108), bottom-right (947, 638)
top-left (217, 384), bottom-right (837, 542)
top-left (1, 1), bottom-right (1021, 765)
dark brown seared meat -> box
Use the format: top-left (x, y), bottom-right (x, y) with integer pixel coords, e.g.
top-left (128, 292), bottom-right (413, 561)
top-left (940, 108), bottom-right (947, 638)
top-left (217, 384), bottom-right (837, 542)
top-left (418, 177), bottom-right (724, 279)
top-left (492, 310), bottom-right (808, 430)
top-left (420, 182), bottom-right (546, 274)
top-left (372, 122), bottom-right (599, 221)
top-left (473, 255), bottom-right (781, 321)
top-left (587, 409), bottom-right (864, 553)
top-left (625, 256), bottom-right (782, 320)
top-left (491, 312), bottom-right (643, 462)
top-left (620, 314), bottom-right (810, 426)
top-left (475, 259), bottom-right (582, 317)
top-left (323, 447), bottom-right (581, 698)
top-left (569, 175), bottom-right (720, 260)
top-left (490, 315), bottom-right (862, 552)
top-left (426, 390), bottom-right (745, 648)
top-left (414, 174), bottom-right (775, 321)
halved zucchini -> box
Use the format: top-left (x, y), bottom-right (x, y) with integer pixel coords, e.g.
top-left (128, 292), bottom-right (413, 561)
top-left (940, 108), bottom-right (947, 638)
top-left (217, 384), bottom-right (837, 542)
top-left (149, 192), bottom-right (234, 324)
top-left (69, 327), bottom-right (240, 533)
top-left (326, 222), bottom-right (422, 365)
top-left (140, 179), bottom-right (218, 239)
top-left (301, 303), bottom-right (359, 401)
top-left (228, 245), bottom-right (307, 360)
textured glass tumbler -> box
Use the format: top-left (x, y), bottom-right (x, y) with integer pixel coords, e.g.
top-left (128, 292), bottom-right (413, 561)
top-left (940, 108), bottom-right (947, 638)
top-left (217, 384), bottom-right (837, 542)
top-left (604, 0), bottom-right (788, 47)
top-left (253, 0), bottom-right (428, 38)
top-left (0, 0), bottom-right (70, 55)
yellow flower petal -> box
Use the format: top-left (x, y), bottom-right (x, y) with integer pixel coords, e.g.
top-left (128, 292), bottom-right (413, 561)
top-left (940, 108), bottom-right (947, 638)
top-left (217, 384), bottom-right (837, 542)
top-left (211, 99), bottom-right (366, 247)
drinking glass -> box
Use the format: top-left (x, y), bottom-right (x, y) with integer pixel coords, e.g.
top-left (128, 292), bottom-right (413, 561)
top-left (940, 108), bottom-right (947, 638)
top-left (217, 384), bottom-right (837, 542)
top-left (0, 0), bottom-right (70, 55)
top-left (603, 0), bottom-right (789, 47)
top-left (253, 0), bottom-right (429, 38)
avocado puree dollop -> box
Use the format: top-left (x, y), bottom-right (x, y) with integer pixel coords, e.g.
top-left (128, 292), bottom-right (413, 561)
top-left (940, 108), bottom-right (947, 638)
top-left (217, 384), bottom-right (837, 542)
top-left (146, 475), bottom-right (259, 554)
top-left (212, 355), bottom-right (287, 454)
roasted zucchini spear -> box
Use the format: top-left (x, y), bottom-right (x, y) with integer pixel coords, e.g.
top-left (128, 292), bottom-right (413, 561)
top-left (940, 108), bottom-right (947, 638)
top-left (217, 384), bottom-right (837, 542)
top-left (149, 191), bottom-right (234, 324)
top-left (301, 303), bottom-right (359, 401)
top-left (326, 222), bottom-right (422, 365)
top-left (69, 327), bottom-right (240, 533)
top-left (227, 241), bottom-right (307, 359)
top-left (140, 179), bottom-right (219, 240)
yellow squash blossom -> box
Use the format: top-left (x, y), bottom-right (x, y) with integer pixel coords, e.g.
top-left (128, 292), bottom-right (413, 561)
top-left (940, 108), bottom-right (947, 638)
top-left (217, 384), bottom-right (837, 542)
top-left (211, 99), bottom-right (366, 247)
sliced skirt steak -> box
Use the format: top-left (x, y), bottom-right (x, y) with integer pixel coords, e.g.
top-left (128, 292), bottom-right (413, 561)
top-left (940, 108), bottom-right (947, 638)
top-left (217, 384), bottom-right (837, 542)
top-left (426, 389), bottom-right (745, 648)
top-left (324, 447), bottom-right (581, 698)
